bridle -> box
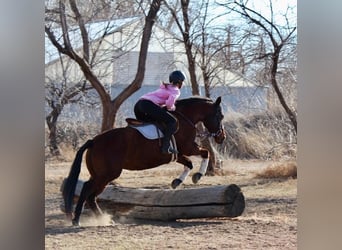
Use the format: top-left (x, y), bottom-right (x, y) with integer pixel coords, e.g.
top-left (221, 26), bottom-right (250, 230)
top-left (173, 110), bottom-right (224, 139)
top-left (197, 126), bottom-right (224, 139)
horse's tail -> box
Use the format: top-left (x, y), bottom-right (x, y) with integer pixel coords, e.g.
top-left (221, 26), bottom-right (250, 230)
top-left (62, 139), bottom-right (93, 216)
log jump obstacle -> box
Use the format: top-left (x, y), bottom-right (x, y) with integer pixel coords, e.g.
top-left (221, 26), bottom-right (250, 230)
top-left (61, 179), bottom-right (245, 221)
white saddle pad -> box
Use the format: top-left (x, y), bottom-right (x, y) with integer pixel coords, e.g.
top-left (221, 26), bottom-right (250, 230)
top-left (130, 124), bottom-right (164, 140)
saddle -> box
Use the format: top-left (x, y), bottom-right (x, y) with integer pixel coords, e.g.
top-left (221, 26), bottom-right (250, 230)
top-left (126, 118), bottom-right (164, 139)
top-left (126, 118), bottom-right (178, 160)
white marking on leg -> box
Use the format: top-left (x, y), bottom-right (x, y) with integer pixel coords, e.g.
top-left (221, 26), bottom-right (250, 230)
top-left (199, 158), bottom-right (209, 175)
top-left (178, 166), bottom-right (191, 181)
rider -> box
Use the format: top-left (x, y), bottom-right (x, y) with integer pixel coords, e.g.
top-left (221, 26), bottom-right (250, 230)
top-left (134, 70), bottom-right (186, 154)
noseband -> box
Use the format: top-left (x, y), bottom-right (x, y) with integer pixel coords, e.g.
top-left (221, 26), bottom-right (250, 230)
top-left (197, 126), bottom-right (224, 139)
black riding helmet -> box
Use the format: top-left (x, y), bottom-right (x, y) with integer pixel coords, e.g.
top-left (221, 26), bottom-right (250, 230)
top-left (169, 70), bottom-right (185, 85)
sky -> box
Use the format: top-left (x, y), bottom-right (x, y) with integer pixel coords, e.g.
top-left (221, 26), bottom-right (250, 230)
top-left (210, 0), bottom-right (297, 27)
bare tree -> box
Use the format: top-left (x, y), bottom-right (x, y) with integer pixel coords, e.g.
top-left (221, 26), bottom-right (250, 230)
top-left (195, 1), bottom-right (235, 174)
top-left (45, 0), bottom-right (162, 132)
top-left (165, 0), bottom-right (200, 95)
top-left (165, 0), bottom-right (225, 174)
top-left (45, 46), bottom-right (95, 156)
top-left (45, 79), bottom-right (92, 155)
top-left (221, 0), bottom-right (297, 133)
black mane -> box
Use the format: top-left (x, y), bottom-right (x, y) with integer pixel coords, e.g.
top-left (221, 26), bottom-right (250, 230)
top-left (175, 96), bottom-right (213, 108)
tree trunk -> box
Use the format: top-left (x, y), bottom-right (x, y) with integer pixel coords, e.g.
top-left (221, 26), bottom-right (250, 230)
top-left (202, 72), bottom-right (220, 175)
top-left (179, 0), bottom-right (219, 174)
top-left (101, 100), bottom-right (117, 131)
top-left (180, 0), bottom-right (199, 95)
top-left (271, 52), bottom-right (297, 134)
top-left (270, 76), bottom-right (297, 134)
top-left (46, 107), bottom-right (62, 156)
top-left (109, 0), bottom-right (162, 130)
top-left (188, 56), bottom-right (199, 95)
top-left (65, 179), bottom-right (245, 221)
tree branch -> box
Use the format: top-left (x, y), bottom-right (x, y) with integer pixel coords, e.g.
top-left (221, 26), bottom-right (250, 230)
top-left (113, 0), bottom-right (162, 106)
top-left (69, 0), bottom-right (90, 62)
top-left (164, 1), bottom-right (185, 35)
top-left (59, 1), bottom-right (73, 52)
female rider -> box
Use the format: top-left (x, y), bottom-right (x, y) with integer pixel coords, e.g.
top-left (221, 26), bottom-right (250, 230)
top-left (134, 70), bottom-right (186, 154)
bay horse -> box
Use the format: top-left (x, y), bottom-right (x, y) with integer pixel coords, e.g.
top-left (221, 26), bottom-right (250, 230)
top-left (62, 96), bottom-right (226, 226)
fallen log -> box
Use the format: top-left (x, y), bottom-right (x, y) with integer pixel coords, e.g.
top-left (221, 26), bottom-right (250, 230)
top-left (62, 179), bottom-right (245, 221)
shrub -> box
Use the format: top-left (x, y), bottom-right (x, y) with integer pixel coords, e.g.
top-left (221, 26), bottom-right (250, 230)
top-left (216, 109), bottom-right (297, 160)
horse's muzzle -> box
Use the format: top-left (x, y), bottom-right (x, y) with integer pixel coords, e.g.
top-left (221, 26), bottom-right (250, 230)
top-left (214, 128), bottom-right (226, 144)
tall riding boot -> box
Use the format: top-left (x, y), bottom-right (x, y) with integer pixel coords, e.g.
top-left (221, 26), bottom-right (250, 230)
top-left (161, 135), bottom-right (178, 154)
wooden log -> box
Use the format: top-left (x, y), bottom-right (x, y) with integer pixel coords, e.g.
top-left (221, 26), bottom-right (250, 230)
top-left (62, 179), bottom-right (245, 221)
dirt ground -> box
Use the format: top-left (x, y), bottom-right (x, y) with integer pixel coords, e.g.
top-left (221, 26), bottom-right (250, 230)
top-left (45, 157), bottom-right (297, 250)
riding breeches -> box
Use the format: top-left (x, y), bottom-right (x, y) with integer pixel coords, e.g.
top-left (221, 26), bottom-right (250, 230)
top-left (134, 99), bottom-right (178, 136)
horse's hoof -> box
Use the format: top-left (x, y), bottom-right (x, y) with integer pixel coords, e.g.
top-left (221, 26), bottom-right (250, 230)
top-left (60, 204), bottom-right (66, 213)
top-left (72, 219), bottom-right (80, 227)
top-left (192, 172), bottom-right (202, 184)
top-left (65, 212), bottom-right (73, 221)
top-left (171, 178), bottom-right (182, 189)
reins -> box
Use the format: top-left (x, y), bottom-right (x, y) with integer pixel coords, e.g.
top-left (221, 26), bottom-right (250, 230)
top-left (173, 110), bottom-right (196, 128)
top-left (197, 128), bottom-right (224, 139)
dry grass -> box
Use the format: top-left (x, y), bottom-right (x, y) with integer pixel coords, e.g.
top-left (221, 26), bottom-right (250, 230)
top-left (254, 161), bottom-right (297, 179)
top-left (56, 143), bottom-right (78, 162)
top-left (217, 109), bottom-right (297, 160)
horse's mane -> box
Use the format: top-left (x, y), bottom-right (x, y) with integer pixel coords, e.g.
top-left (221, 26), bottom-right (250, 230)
top-left (175, 96), bottom-right (213, 108)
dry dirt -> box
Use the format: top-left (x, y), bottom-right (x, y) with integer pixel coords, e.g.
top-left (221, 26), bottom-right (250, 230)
top-left (45, 158), bottom-right (297, 250)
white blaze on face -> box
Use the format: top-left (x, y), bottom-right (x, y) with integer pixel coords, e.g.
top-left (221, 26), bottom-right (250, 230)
top-left (199, 158), bottom-right (209, 175)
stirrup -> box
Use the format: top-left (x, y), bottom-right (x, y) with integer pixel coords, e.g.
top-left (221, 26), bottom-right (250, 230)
top-left (161, 146), bottom-right (178, 154)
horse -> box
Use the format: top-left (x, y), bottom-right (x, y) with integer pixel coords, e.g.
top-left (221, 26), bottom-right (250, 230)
top-left (62, 96), bottom-right (226, 226)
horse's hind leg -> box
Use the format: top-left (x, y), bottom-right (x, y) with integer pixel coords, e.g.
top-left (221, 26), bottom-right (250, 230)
top-left (73, 178), bottom-right (109, 226)
top-left (85, 182), bottom-right (109, 217)
top-left (86, 193), bottom-right (102, 216)
top-left (72, 179), bottom-right (98, 226)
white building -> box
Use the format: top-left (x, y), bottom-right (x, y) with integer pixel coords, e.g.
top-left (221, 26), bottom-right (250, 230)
top-left (45, 16), bottom-right (268, 124)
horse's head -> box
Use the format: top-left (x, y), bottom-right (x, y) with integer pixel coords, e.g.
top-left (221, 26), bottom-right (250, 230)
top-left (175, 96), bottom-right (226, 144)
top-left (202, 97), bottom-right (226, 144)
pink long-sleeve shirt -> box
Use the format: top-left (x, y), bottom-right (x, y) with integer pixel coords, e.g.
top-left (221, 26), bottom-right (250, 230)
top-left (140, 83), bottom-right (181, 111)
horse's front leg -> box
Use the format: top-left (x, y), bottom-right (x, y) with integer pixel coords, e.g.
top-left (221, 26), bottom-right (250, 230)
top-left (192, 147), bottom-right (209, 184)
top-left (171, 155), bottom-right (193, 189)
top-left (171, 146), bottom-right (209, 188)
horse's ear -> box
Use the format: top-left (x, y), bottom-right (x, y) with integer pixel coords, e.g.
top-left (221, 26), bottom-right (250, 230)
top-left (215, 96), bottom-right (222, 105)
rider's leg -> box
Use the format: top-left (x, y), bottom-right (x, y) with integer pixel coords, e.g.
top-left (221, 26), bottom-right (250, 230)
top-left (161, 121), bottom-right (178, 154)
top-left (134, 100), bottom-right (153, 122)
top-left (134, 100), bottom-right (178, 154)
